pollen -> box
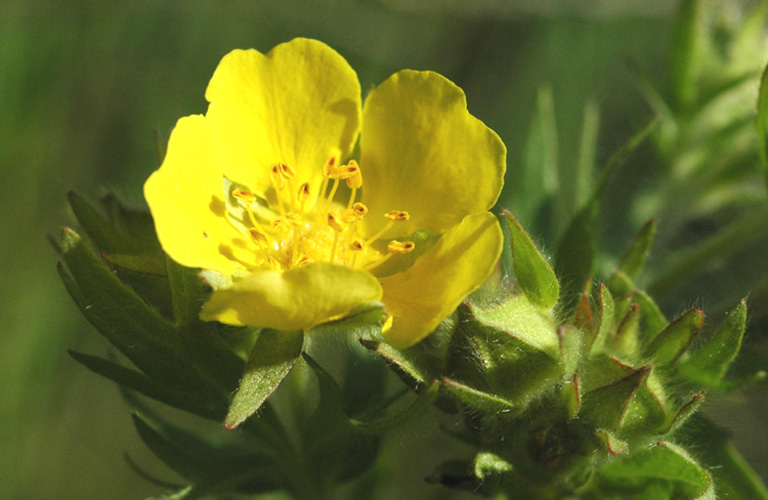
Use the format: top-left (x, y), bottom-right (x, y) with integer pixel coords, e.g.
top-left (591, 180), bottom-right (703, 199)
top-left (224, 157), bottom-right (414, 273)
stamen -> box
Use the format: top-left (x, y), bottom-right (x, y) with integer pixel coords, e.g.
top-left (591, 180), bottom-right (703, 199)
top-left (349, 239), bottom-right (364, 268)
top-left (327, 213), bottom-right (344, 264)
top-left (233, 189), bottom-right (269, 235)
top-left (248, 228), bottom-right (269, 247)
top-left (364, 210), bottom-right (410, 246)
top-left (317, 155), bottom-right (337, 212)
top-left (298, 182), bottom-right (310, 212)
top-left (345, 160), bottom-right (362, 209)
top-left (363, 239), bottom-right (415, 271)
top-left (277, 163), bottom-right (297, 210)
top-left (270, 166), bottom-right (286, 215)
top-left (296, 254), bottom-right (314, 267)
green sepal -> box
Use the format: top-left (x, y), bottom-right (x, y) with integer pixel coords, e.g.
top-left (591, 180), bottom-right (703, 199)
top-left (580, 366), bottom-right (651, 431)
top-left (630, 288), bottom-right (668, 341)
top-left (350, 381), bottom-right (439, 434)
top-left (588, 284), bottom-right (615, 354)
top-left (474, 451), bottom-right (514, 479)
top-left (360, 312), bottom-right (456, 391)
top-left (594, 441), bottom-right (713, 499)
top-left (302, 354), bottom-right (379, 484)
top-left (662, 390), bottom-right (705, 436)
top-left (617, 219), bottom-right (657, 282)
top-left (557, 326), bottom-right (582, 376)
top-left (676, 299), bottom-right (747, 389)
top-left (225, 329), bottom-right (304, 429)
top-left (503, 210), bottom-right (559, 309)
top-left (644, 309), bottom-right (704, 367)
top-left (448, 300), bottom-right (560, 408)
top-left (69, 350), bottom-right (223, 420)
top-left (440, 377), bottom-right (517, 414)
top-left (612, 302), bottom-right (640, 358)
top-left (561, 374), bottom-right (581, 419)
top-left (595, 429), bottom-right (628, 456)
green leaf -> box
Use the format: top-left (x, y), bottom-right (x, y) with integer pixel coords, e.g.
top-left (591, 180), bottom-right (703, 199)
top-left (59, 230), bottom-right (225, 402)
top-left (676, 300), bottom-right (747, 389)
top-left (683, 416), bottom-right (768, 500)
top-left (503, 211), bottom-right (559, 309)
top-left (302, 354), bottom-right (379, 484)
top-left (225, 329), bottom-right (304, 429)
top-left (597, 441), bottom-right (712, 499)
top-left (518, 85), bottom-right (559, 229)
top-left (669, 0), bottom-right (706, 108)
top-left (69, 350), bottom-right (223, 419)
top-left (101, 252), bottom-right (167, 275)
top-left (618, 219), bottom-right (657, 281)
top-left (554, 201), bottom-right (597, 309)
top-left (644, 309), bottom-right (704, 366)
top-left (757, 62), bottom-right (768, 185)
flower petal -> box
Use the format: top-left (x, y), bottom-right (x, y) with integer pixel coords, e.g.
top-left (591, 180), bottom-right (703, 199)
top-left (360, 70), bottom-right (506, 238)
top-left (205, 38), bottom-right (362, 197)
top-left (379, 212), bottom-right (503, 349)
top-left (144, 115), bottom-right (259, 275)
top-left (200, 263), bottom-right (383, 331)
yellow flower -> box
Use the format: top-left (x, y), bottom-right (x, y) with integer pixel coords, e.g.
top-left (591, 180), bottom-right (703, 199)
top-left (144, 38), bottom-right (505, 349)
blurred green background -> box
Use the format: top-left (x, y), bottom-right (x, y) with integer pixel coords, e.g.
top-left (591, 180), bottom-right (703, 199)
top-left (2, 0), bottom-right (766, 498)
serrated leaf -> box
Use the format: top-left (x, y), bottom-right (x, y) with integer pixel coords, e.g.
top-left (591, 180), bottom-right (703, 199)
top-left (69, 350), bottom-right (222, 419)
top-left (644, 309), bottom-right (704, 366)
top-left (441, 377), bottom-right (517, 415)
top-left (598, 441), bottom-right (712, 499)
top-left (503, 211), bottom-right (559, 309)
top-left (677, 300), bottom-right (747, 389)
top-left (226, 329), bottom-right (304, 429)
top-left (59, 229), bottom-right (224, 402)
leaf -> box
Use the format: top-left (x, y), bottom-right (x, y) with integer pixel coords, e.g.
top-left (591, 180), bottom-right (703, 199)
top-left (503, 210), bottom-right (559, 309)
top-left (225, 329), bottom-right (303, 429)
top-left (676, 300), bottom-right (747, 389)
top-left (588, 284), bottom-right (615, 354)
top-left (68, 350), bottom-right (223, 419)
top-left (644, 309), bottom-right (704, 366)
top-left (683, 416), bottom-right (768, 500)
top-left (597, 441), bottom-right (712, 499)
top-left (302, 354), bottom-right (379, 483)
top-left (554, 201), bottom-right (597, 309)
top-left (757, 62), bottom-right (768, 185)
top-left (101, 252), bottom-right (167, 275)
top-left (669, 0), bottom-right (706, 108)
top-left (59, 230), bottom-right (225, 403)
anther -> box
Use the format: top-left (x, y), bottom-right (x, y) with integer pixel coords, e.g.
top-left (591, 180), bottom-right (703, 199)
top-left (388, 240), bottom-right (415, 254)
top-left (248, 228), bottom-right (268, 247)
top-left (270, 165), bottom-right (285, 189)
top-left (327, 213), bottom-right (345, 233)
top-left (329, 163), bottom-right (360, 180)
top-left (296, 254), bottom-right (314, 267)
top-left (349, 239), bottom-right (364, 268)
top-left (232, 189), bottom-right (256, 205)
top-left (352, 202), bottom-right (368, 217)
top-left (298, 182), bottom-right (310, 212)
top-left (385, 210), bottom-right (410, 222)
top-left (345, 160), bottom-right (362, 188)
top-left (278, 162), bottom-right (296, 179)
top-left (271, 217), bottom-right (292, 233)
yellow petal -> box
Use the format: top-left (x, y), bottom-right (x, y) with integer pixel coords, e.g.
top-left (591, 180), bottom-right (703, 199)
top-left (144, 115), bottom-right (259, 275)
top-left (200, 263), bottom-right (383, 331)
top-left (379, 212), bottom-right (503, 349)
top-left (360, 70), bottom-right (506, 238)
top-left (205, 38), bottom-right (362, 197)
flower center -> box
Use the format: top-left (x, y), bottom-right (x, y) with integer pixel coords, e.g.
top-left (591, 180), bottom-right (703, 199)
top-left (226, 156), bottom-right (415, 273)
